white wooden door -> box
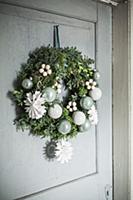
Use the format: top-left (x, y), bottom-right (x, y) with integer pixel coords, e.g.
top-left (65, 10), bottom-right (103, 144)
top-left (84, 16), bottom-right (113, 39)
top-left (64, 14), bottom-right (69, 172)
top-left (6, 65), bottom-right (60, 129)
top-left (0, 1), bottom-right (112, 200)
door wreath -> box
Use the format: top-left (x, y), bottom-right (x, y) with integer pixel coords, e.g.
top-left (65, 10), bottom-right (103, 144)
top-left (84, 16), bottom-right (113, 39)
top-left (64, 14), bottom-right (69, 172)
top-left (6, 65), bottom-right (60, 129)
top-left (11, 26), bottom-right (102, 164)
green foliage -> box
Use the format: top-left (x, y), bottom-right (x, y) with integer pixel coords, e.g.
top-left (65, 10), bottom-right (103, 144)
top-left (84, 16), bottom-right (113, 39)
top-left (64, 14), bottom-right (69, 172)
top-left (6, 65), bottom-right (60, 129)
top-left (11, 45), bottom-right (96, 140)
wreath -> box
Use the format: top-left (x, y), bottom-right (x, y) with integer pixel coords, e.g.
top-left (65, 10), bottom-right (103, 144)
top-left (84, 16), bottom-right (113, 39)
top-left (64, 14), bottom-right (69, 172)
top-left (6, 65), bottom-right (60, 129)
top-left (11, 45), bottom-right (102, 163)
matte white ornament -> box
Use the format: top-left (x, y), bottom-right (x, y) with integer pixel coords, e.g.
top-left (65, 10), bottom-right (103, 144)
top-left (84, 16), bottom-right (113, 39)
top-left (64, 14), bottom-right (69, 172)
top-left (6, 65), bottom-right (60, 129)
top-left (72, 111), bottom-right (86, 125)
top-left (24, 91), bottom-right (46, 119)
top-left (89, 87), bottom-right (102, 101)
top-left (48, 104), bottom-right (62, 119)
top-left (55, 140), bottom-right (73, 164)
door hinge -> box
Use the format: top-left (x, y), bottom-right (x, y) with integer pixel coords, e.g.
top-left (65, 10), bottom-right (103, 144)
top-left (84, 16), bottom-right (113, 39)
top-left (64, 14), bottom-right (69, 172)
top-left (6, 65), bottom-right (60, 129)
top-left (105, 184), bottom-right (112, 200)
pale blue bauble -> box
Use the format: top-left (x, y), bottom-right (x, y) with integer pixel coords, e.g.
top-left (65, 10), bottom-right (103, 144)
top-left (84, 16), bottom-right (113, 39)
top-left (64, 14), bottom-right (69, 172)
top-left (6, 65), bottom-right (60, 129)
top-left (43, 87), bottom-right (56, 102)
top-left (80, 96), bottom-right (94, 110)
top-left (73, 111), bottom-right (86, 125)
top-left (79, 119), bottom-right (91, 132)
top-left (22, 79), bottom-right (33, 89)
top-left (48, 104), bottom-right (62, 119)
top-left (89, 87), bottom-right (102, 101)
top-left (58, 120), bottom-right (71, 135)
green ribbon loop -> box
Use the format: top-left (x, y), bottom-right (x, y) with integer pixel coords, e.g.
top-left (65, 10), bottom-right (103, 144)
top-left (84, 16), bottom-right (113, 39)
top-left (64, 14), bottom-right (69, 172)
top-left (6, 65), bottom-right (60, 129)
top-left (53, 25), bottom-right (60, 48)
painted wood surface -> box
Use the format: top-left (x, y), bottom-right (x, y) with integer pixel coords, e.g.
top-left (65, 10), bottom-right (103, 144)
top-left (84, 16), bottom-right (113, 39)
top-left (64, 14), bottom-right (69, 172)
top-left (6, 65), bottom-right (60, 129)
top-left (0, 0), bottom-right (97, 22)
top-left (0, 1), bottom-right (112, 200)
top-left (112, 4), bottom-right (129, 200)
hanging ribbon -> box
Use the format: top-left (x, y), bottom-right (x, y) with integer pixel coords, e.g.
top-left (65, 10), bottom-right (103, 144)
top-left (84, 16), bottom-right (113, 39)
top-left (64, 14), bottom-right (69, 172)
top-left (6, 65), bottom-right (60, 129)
top-left (53, 25), bottom-right (60, 48)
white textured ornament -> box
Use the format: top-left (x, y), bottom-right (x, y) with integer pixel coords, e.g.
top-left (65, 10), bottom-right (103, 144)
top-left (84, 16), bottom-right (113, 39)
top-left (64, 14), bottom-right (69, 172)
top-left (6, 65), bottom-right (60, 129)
top-left (72, 111), bottom-right (86, 125)
top-left (55, 140), bottom-right (73, 164)
top-left (24, 91), bottom-right (46, 119)
top-left (88, 105), bottom-right (98, 125)
top-left (89, 87), bottom-right (102, 101)
top-left (48, 104), bottom-right (62, 119)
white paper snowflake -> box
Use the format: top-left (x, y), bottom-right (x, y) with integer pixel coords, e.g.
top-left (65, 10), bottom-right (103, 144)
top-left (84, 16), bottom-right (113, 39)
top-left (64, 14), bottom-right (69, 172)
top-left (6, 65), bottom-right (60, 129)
top-left (88, 105), bottom-right (98, 125)
top-left (24, 91), bottom-right (46, 119)
top-left (55, 140), bottom-right (73, 164)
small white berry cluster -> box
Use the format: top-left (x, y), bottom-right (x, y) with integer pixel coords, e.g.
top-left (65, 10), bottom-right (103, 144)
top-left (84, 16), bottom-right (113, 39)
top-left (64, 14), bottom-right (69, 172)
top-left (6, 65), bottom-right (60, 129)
top-left (39, 64), bottom-right (52, 77)
top-left (66, 101), bottom-right (77, 112)
top-left (85, 79), bottom-right (97, 90)
top-left (52, 81), bottom-right (62, 94)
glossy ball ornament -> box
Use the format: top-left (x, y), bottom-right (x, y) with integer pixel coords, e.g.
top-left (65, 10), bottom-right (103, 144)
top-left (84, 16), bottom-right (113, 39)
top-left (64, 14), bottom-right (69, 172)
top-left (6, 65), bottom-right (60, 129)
top-left (79, 119), bottom-right (91, 132)
top-left (89, 87), bottom-right (102, 101)
top-left (72, 111), bottom-right (86, 126)
top-left (22, 79), bottom-right (33, 89)
top-left (80, 96), bottom-right (94, 110)
top-left (94, 71), bottom-right (100, 80)
top-left (43, 87), bottom-right (56, 102)
top-left (48, 104), bottom-right (62, 119)
top-left (58, 120), bottom-right (71, 135)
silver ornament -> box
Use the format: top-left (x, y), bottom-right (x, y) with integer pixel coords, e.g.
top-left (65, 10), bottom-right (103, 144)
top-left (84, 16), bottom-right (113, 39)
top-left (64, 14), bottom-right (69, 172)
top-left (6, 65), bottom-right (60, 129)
top-left (48, 104), bottom-right (62, 119)
top-left (79, 119), bottom-right (91, 132)
top-left (72, 111), bottom-right (86, 125)
top-left (58, 120), bottom-right (71, 135)
top-left (80, 96), bottom-right (94, 110)
top-left (22, 79), bottom-right (33, 89)
top-left (43, 87), bottom-right (56, 102)
top-left (43, 141), bottom-right (57, 161)
top-left (94, 71), bottom-right (100, 80)
top-left (89, 87), bottom-right (102, 101)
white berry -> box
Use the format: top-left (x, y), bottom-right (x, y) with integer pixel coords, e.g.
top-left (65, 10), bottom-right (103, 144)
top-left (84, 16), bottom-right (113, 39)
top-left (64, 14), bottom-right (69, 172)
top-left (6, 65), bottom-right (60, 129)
top-left (48, 69), bottom-right (52, 75)
top-left (39, 68), bottom-right (44, 73)
top-left (46, 65), bottom-right (50, 70)
top-left (43, 71), bottom-right (47, 76)
top-left (41, 64), bottom-right (45, 69)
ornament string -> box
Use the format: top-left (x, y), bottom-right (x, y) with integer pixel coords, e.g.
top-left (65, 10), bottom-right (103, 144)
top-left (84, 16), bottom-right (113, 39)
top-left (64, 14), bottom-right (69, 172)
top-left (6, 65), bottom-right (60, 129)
top-left (53, 25), bottom-right (60, 48)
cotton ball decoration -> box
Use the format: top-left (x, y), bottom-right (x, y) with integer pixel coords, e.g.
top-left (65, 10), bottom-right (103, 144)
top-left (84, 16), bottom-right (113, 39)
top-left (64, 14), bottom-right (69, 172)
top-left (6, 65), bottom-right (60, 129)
top-left (94, 71), bottom-right (100, 80)
top-left (80, 96), bottom-right (94, 110)
top-left (79, 119), bottom-right (91, 132)
top-left (48, 104), bottom-right (62, 119)
top-left (89, 87), bottom-right (102, 101)
top-left (22, 79), bottom-right (33, 89)
top-left (72, 111), bottom-right (86, 125)
top-left (43, 87), bottom-right (56, 102)
top-left (58, 120), bottom-right (71, 135)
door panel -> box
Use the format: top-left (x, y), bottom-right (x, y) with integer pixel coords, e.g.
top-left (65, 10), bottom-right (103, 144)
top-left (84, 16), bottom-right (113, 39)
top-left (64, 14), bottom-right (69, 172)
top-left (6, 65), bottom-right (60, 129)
top-left (0, 2), bottom-right (112, 200)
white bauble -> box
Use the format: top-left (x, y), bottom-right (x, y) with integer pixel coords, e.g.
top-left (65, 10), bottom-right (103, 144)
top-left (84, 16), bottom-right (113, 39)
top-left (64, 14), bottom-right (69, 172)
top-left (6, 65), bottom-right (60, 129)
top-left (89, 87), bottom-right (102, 101)
top-left (72, 111), bottom-right (86, 125)
top-left (48, 104), bottom-right (62, 119)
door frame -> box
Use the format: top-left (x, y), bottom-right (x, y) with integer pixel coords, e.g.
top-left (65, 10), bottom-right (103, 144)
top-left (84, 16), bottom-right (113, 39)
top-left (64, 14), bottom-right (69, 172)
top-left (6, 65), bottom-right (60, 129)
top-left (112, 2), bottom-right (130, 200)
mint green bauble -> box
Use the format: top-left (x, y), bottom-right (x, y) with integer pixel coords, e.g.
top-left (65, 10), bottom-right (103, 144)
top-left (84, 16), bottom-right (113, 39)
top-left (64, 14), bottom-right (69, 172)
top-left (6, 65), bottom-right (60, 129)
top-left (58, 120), bottom-right (71, 135)
top-left (43, 87), bottom-right (56, 102)
top-left (80, 96), bottom-right (94, 110)
top-left (79, 119), bottom-right (91, 132)
top-left (22, 79), bottom-right (33, 89)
